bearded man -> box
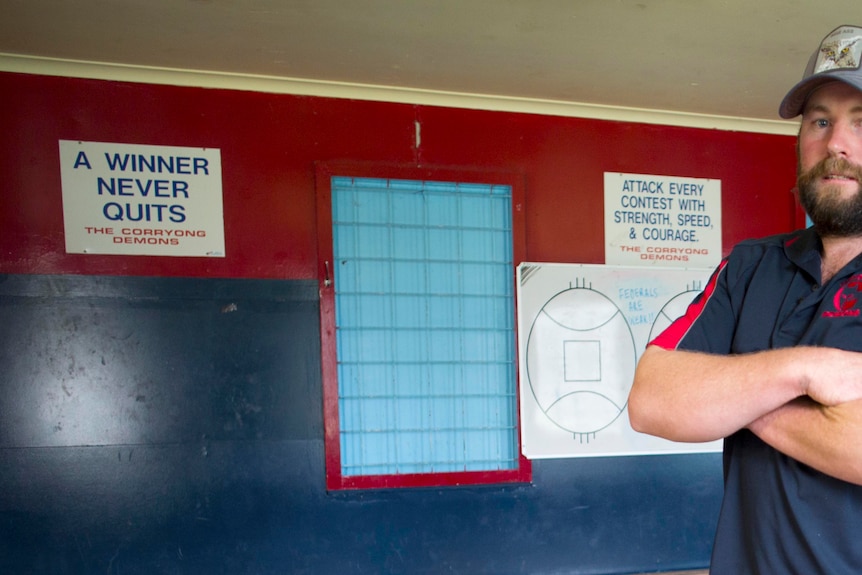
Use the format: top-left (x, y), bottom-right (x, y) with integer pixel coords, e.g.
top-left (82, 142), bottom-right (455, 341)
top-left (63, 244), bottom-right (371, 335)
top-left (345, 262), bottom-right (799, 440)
top-left (628, 25), bottom-right (862, 574)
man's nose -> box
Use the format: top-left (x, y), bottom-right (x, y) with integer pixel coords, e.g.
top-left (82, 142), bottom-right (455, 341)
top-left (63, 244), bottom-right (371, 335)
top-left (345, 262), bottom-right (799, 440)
top-left (827, 121), bottom-right (854, 158)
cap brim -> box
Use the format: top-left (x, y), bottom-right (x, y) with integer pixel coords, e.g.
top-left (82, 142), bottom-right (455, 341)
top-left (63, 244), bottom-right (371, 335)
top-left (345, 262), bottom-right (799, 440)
top-left (779, 72), bottom-right (862, 118)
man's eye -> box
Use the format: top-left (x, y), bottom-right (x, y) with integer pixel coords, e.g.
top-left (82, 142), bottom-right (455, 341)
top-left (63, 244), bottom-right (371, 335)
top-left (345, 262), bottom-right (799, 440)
top-left (816, 118), bottom-right (830, 128)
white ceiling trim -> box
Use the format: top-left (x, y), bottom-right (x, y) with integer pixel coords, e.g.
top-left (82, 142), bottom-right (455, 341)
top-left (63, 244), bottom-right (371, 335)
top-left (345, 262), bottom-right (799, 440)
top-left (1, 53), bottom-right (798, 136)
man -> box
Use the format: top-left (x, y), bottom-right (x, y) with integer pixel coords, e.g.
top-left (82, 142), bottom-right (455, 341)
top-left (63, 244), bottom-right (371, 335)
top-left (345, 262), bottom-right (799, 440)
top-left (627, 25), bottom-right (862, 573)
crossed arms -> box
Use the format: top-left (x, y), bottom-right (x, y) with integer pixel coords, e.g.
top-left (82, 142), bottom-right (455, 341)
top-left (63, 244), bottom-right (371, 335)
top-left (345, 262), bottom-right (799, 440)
top-left (628, 345), bottom-right (862, 485)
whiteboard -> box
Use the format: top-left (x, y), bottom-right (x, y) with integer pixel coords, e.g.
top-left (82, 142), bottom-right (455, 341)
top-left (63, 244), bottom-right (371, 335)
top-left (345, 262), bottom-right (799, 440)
top-left (517, 262), bottom-right (723, 458)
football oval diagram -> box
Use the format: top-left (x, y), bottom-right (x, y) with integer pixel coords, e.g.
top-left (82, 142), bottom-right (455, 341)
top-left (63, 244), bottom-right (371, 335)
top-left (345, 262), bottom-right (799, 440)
top-left (525, 284), bottom-right (637, 437)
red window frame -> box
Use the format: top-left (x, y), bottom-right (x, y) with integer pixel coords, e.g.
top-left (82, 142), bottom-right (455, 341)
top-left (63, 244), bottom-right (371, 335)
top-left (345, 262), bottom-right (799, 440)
top-left (315, 161), bottom-right (531, 490)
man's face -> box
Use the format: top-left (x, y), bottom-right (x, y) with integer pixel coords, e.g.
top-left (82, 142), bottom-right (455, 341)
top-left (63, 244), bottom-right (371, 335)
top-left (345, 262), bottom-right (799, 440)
top-left (797, 81), bottom-right (862, 237)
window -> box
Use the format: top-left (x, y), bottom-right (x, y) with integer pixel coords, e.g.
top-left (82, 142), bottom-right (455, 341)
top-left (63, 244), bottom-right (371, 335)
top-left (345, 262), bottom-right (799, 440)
top-left (316, 163), bottom-right (530, 489)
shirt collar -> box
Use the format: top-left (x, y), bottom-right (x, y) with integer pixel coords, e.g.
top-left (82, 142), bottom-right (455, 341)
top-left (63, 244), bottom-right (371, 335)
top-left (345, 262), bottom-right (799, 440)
top-left (783, 227), bottom-right (822, 280)
top-left (784, 227), bottom-right (862, 283)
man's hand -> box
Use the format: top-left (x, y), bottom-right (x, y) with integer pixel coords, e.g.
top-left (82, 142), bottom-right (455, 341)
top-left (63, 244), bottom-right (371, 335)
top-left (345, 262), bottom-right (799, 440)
top-left (798, 347), bottom-right (862, 407)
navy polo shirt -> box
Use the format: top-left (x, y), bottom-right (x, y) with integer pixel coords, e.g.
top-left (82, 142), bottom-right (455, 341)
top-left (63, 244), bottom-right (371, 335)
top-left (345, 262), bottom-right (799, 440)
top-left (651, 227), bottom-right (862, 574)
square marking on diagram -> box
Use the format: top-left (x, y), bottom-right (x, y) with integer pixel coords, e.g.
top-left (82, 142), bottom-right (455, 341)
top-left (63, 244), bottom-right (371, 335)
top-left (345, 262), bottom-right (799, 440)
top-left (563, 340), bottom-right (601, 382)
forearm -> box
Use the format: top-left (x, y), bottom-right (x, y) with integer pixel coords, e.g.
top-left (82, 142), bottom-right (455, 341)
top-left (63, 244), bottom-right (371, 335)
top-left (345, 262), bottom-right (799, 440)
top-left (628, 346), bottom-right (808, 443)
top-left (748, 398), bottom-right (862, 485)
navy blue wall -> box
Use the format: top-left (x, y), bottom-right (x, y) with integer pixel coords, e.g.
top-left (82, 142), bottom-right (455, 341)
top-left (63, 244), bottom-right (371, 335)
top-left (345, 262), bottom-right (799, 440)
top-left (0, 274), bottom-right (722, 574)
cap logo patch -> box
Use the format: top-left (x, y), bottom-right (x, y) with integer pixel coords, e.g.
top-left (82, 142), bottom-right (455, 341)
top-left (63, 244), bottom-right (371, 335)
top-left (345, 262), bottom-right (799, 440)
top-left (815, 27), bottom-right (862, 73)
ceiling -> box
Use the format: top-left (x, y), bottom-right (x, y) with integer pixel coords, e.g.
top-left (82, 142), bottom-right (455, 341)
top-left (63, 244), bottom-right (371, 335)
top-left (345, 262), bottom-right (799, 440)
top-left (0, 0), bottom-right (858, 126)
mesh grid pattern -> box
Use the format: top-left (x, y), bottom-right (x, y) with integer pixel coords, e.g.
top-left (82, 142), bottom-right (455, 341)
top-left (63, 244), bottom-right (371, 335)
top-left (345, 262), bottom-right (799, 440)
top-left (332, 176), bottom-right (518, 476)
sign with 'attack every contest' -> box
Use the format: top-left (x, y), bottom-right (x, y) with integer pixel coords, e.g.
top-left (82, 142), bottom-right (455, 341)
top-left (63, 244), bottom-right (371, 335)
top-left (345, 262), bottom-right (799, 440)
top-left (59, 140), bottom-right (225, 257)
top-left (604, 172), bottom-right (721, 268)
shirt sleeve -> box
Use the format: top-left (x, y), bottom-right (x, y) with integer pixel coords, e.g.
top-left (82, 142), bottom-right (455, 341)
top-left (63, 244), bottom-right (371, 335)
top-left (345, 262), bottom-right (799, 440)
top-left (648, 258), bottom-right (736, 354)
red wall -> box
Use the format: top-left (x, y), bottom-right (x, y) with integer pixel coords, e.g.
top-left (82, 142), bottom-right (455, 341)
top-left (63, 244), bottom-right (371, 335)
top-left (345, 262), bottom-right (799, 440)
top-left (0, 71), bottom-right (800, 278)
top-left (0, 70), bottom-right (801, 573)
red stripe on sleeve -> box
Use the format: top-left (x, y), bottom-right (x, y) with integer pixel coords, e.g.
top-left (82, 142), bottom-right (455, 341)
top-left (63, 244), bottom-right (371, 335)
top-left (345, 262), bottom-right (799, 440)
top-left (649, 260), bottom-right (729, 350)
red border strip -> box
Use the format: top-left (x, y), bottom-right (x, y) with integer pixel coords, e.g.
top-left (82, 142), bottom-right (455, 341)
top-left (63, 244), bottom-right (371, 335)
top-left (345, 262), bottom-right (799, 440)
top-left (315, 161), bottom-right (531, 490)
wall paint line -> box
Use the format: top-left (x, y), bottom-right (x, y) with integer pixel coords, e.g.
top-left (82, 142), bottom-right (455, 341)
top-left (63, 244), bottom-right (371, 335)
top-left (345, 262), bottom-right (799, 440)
top-left (0, 53), bottom-right (798, 135)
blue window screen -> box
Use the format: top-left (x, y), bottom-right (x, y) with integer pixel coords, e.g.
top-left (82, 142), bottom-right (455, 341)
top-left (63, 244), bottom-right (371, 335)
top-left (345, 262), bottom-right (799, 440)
top-left (331, 176), bottom-right (518, 476)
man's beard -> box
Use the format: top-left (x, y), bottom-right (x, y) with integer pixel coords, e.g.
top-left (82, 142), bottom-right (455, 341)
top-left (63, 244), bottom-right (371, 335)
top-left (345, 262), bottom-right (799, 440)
top-left (798, 156), bottom-right (862, 237)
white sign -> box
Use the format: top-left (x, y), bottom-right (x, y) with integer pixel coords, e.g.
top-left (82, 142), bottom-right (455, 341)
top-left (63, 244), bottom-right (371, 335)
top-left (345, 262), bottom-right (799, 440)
top-left (59, 140), bottom-right (225, 257)
top-left (604, 172), bottom-right (721, 268)
top-left (517, 262), bottom-right (722, 458)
